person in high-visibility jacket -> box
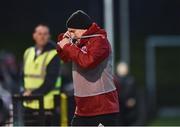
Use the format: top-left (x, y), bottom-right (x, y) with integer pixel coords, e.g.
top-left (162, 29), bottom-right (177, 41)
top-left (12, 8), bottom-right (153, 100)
top-left (22, 24), bottom-right (61, 125)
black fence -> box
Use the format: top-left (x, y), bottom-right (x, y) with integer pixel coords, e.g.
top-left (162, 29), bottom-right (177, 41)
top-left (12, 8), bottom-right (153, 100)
top-left (10, 95), bottom-right (61, 126)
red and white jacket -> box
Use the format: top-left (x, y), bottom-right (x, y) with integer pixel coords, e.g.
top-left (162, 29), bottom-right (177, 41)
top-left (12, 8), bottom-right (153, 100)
top-left (57, 23), bottom-right (119, 116)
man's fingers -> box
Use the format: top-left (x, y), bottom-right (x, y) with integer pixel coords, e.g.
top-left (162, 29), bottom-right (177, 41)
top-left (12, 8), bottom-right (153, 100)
top-left (63, 31), bottom-right (71, 38)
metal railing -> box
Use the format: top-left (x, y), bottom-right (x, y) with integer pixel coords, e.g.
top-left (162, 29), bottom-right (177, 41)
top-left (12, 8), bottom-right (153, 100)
top-left (4, 93), bottom-right (68, 126)
top-left (12, 95), bottom-right (45, 126)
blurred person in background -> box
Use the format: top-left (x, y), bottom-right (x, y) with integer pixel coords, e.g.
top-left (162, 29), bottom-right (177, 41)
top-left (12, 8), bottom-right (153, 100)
top-left (57, 10), bottom-right (119, 126)
top-left (0, 51), bottom-right (19, 94)
top-left (22, 24), bottom-right (61, 125)
top-left (116, 62), bottom-right (147, 125)
top-left (0, 51), bottom-right (19, 125)
top-left (0, 97), bottom-right (10, 125)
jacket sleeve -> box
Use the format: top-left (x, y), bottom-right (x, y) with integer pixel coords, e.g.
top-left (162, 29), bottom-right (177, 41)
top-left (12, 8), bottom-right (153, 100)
top-left (56, 33), bottom-right (71, 63)
top-left (62, 37), bottom-right (110, 69)
top-left (31, 54), bottom-right (60, 95)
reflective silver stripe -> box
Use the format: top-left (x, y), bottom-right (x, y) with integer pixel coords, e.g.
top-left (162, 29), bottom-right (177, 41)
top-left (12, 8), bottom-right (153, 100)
top-left (80, 34), bottom-right (104, 39)
top-left (24, 74), bottom-right (44, 78)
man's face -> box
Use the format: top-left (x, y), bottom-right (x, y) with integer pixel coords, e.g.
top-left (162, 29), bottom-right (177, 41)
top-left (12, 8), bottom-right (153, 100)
top-left (67, 28), bottom-right (87, 39)
top-left (33, 26), bottom-right (50, 47)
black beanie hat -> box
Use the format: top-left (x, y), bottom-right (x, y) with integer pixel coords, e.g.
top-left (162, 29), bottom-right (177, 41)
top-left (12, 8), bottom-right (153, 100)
top-left (66, 10), bottom-right (93, 29)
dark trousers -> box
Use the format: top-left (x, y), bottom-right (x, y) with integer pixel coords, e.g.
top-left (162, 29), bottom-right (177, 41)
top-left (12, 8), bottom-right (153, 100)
top-left (71, 113), bottom-right (119, 126)
top-left (23, 108), bottom-right (59, 126)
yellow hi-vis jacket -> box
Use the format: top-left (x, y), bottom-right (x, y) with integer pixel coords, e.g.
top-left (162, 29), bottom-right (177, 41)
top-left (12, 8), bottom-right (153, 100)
top-left (23, 47), bottom-right (61, 109)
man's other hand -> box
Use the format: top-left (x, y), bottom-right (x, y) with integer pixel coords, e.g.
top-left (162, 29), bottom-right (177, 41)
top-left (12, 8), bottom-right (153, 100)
top-left (23, 90), bottom-right (32, 96)
top-left (58, 37), bottom-right (70, 49)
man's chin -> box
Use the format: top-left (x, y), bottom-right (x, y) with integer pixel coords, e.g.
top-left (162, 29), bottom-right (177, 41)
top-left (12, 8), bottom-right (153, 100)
top-left (36, 42), bottom-right (48, 46)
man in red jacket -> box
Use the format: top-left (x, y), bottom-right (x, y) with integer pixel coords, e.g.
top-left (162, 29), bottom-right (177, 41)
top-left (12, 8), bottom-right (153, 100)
top-left (57, 10), bottom-right (119, 126)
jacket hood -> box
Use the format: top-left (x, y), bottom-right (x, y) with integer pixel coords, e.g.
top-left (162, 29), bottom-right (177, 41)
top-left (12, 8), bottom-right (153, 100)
top-left (82, 23), bottom-right (107, 37)
top-left (79, 23), bottom-right (107, 46)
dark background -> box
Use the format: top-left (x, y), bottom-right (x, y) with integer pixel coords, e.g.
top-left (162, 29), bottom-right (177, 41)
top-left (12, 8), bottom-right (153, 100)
top-left (0, 0), bottom-right (180, 121)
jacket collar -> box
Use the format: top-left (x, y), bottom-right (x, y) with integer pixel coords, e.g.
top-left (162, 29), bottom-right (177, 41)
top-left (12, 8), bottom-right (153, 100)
top-left (78, 23), bottom-right (107, 46)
